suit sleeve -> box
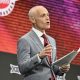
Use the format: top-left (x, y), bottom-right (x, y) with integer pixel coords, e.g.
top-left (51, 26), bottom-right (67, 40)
top-left (17, 38), bottom-right (41, 75)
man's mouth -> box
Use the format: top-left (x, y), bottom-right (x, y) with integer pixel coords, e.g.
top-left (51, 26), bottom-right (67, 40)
top-left (46, 21), bottom-right (50, 24)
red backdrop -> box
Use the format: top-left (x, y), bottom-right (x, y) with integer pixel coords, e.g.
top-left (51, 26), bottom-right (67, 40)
top-left (0, 0), bottom-right (80, 65)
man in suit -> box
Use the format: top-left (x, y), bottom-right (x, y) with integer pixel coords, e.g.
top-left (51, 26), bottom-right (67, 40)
top-left (17, 6), bottom-right (70, 80)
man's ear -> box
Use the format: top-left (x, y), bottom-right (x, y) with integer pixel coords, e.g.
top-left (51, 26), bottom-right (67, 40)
top-left (29, 16), bottom-right (36, 23)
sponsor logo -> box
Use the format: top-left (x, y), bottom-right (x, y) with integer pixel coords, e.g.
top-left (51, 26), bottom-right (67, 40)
top-left (10, 64), bottom-right (21, 75)
top-left (0, 0), bottom-right (18, 16)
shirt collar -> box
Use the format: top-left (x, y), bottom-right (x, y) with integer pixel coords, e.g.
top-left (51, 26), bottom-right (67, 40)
top-left (32, 27), bottom-right (45, 37)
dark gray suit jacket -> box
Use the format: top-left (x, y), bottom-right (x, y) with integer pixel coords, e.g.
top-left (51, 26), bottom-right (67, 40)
top-left (17, 30), bottom-right (63, 80)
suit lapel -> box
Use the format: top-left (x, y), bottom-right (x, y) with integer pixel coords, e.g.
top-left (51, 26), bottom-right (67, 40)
top-left (29, 30), bottom-right (44, 50)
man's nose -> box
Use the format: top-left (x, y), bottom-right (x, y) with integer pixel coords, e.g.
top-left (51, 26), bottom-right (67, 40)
top-left (46, 16), bottom-right (50, 20)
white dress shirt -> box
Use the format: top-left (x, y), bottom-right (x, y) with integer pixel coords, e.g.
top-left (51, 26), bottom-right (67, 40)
top-left (32, 27), bottom-right (45, 46)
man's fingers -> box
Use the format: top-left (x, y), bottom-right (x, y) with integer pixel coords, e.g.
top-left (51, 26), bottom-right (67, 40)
top-left (40, 50), bottom-right (52, 57)
top-left (44, 53), bottom-right (51, 57)
top-left (43, 49), bottom-right (52, 54)
top-left (45, 44), bottom-right (52, 48)
top-left (44, 46), bottom-right (52, 51)
top-left (61, 67), bottom-right (70, 73)
top-left (62, 64), bottom-right (70, 69)
top-left (60, 64), bottom-right (70, 73)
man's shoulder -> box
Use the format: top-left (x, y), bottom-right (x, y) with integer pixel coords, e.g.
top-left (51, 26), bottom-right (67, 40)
top-left (18, 30), bottom-right (32, 41)
top-left (47, 35), bottom-right (55, 41)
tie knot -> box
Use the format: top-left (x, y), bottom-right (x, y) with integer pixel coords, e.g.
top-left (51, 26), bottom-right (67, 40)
top-left (41, 34), bottom-right (46, 39)
top-left (41, 34), bottom-right (48, 47)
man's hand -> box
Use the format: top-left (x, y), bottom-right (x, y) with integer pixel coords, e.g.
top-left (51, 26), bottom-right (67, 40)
top-left (38, 44), bottom-right (52, 58)
top-left (60, 64), bottom-right (70, 73)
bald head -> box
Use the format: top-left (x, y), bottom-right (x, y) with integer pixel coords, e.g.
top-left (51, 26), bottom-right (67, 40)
top-left (28, 6), bottom-right (48, 19)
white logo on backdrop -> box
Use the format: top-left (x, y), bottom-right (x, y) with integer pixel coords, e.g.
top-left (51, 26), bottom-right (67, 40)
top-left (10, 64), bottom-right (21, 75)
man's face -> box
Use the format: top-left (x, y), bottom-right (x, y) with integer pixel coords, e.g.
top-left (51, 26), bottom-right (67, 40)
top-left (34, 7), bottom-right (50, 31)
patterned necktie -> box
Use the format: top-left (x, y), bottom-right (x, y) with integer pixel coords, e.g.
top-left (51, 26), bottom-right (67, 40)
top-left (42, 34), bottom-right (56, 80)
top-left (41, 34), bottom-right (51, 63)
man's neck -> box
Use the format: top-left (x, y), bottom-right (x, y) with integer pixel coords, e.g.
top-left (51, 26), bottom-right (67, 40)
top-left (33, 27), bottom-right (45, 33)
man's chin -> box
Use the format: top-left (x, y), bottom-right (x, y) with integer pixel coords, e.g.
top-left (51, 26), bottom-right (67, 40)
top-left (41, 26), bottom-right (50, 30)
top-left (46, 26), bottom-right (50, 29)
